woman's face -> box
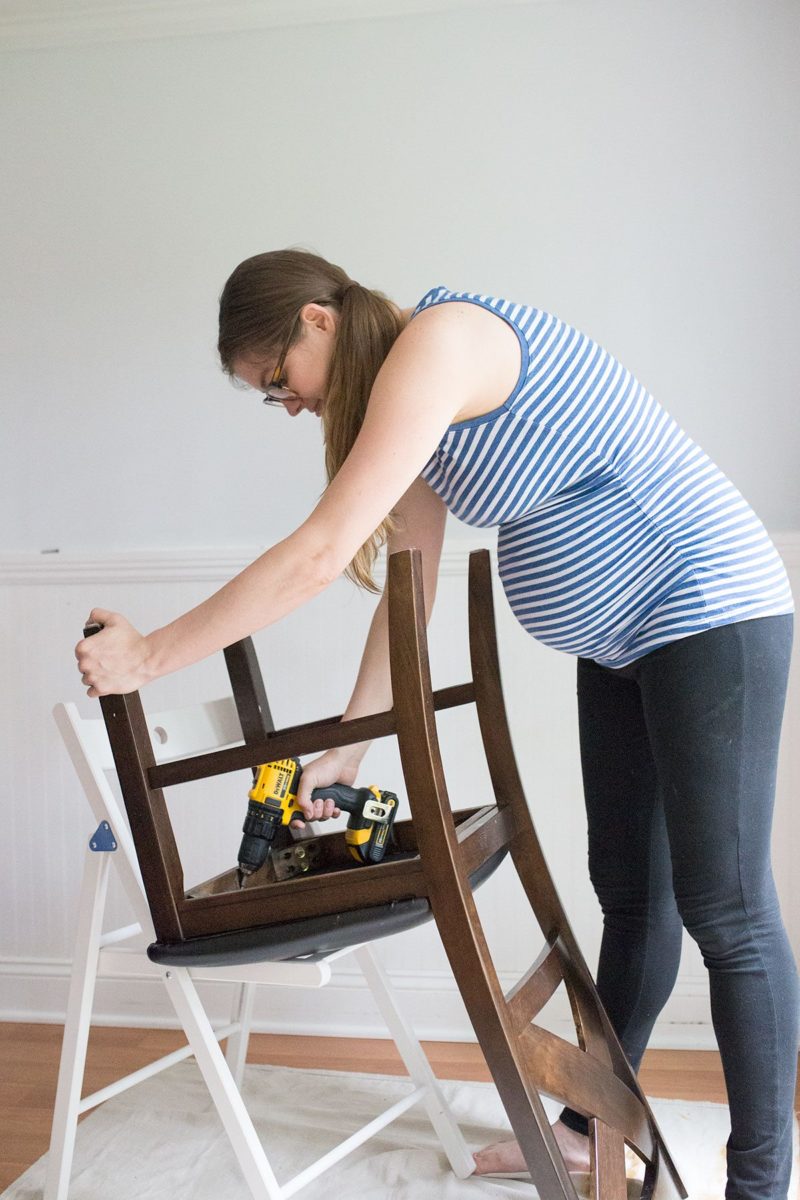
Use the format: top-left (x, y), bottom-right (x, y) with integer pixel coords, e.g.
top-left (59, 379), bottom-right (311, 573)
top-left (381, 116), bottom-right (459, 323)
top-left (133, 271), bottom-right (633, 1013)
top-left (233, 302), bottom-right (338, 418)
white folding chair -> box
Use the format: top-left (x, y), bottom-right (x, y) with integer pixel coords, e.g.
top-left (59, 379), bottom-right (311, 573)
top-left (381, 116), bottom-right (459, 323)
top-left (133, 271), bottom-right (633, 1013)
top-left (46, 692), bottom-right (474, 1200)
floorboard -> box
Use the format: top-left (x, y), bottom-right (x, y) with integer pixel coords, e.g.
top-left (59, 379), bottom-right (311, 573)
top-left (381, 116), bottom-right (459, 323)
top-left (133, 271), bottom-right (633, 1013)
top-left (1, 1023), bottom-right (797, 1191)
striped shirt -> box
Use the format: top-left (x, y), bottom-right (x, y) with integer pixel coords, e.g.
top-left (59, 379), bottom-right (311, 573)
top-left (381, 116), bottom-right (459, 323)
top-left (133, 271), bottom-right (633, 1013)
top-left (412, 286), bottom-right (794, 668)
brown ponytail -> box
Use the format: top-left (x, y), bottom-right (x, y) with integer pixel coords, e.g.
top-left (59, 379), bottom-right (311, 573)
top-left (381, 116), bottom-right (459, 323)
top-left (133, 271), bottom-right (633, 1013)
top-left (218, 248), bottom-right (405, 592)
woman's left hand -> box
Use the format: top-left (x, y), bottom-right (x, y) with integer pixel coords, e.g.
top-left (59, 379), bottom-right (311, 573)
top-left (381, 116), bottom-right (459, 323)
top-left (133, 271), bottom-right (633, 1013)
top-left (75, 608), bottom-right (153, 697)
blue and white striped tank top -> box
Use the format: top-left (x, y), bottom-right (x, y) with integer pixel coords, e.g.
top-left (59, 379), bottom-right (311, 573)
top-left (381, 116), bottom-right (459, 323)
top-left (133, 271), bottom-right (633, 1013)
top-left (412, 286), bottom-right (794, 668)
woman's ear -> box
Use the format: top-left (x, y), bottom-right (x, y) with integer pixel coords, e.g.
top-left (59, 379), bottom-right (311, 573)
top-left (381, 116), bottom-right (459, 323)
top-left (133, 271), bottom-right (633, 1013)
top-left (301, 302), bottom-right (337, 333)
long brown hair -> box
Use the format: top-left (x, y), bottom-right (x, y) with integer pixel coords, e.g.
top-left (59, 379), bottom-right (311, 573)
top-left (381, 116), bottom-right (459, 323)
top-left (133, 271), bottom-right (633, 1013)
top-left (218, 248), bottom-right (405, 592)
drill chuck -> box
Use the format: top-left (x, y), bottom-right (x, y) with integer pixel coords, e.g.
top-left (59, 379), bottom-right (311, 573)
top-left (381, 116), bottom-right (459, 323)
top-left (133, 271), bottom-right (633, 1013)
top-left (236, 801), bottom-right (282, 877)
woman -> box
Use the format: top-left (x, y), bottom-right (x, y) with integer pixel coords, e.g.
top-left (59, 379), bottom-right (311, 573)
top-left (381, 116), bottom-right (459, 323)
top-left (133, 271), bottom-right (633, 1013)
top-left (76, 248), bottom-right (797, 1199)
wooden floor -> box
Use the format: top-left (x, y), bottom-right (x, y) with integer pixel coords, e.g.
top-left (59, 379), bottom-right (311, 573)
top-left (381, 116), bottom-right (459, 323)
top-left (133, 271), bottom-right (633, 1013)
top-left (2, 1022), bottom-right (798, 1191)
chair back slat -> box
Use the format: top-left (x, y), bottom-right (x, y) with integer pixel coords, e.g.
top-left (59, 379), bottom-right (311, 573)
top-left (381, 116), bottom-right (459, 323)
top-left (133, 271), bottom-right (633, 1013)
top-left (58, 696), bottom-right (244, 774)
top-left (144, 697), bottom-right (244, 762)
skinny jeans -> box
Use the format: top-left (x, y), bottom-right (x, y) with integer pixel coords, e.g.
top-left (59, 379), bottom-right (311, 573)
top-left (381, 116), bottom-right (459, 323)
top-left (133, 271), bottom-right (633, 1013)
top-left (559, 614), bottom-right (798, 1200)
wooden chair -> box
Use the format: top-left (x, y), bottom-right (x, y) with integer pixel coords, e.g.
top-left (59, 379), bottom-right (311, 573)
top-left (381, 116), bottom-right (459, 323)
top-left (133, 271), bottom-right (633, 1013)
top-left (54, 546), bottom-right (687, 1200)
top-left (47, 640), bottom-right (481, 1200)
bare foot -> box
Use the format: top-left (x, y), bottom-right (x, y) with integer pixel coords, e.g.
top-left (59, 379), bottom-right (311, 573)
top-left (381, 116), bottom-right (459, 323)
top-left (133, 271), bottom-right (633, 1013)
top-left (473, 1118), bottom-right (591, 1175)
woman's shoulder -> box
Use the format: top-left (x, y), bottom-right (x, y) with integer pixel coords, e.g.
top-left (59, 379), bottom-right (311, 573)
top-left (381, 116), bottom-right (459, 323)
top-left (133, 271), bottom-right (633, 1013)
top-left (396, 287), bottom-right (526, 423)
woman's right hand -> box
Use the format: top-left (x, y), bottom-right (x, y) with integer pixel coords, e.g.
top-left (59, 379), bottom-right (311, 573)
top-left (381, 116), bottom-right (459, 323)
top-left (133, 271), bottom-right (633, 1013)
top-left (293, 748), bottom-right (361, 828)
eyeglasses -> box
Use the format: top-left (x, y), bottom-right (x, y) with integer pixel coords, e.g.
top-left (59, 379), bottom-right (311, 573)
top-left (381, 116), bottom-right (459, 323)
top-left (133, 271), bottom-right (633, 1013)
top-left (262, 312), bottom-right (301, 405)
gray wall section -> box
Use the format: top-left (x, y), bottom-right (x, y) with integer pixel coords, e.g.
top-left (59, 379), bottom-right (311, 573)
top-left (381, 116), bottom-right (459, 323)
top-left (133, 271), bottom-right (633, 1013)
top-left (2, 0), bottom-right (799, 552)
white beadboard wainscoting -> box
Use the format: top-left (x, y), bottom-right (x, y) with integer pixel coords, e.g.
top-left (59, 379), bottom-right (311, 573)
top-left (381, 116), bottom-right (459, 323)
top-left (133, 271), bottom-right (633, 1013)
top-left (1, 532), bottom-right (798, 1048)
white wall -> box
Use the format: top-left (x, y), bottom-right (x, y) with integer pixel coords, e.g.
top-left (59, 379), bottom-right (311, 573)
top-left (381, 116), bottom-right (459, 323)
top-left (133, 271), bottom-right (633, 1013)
top-left (1, 0), bottom-right (798, 1046)
top-left (2, 0), bottom-right (798, 553)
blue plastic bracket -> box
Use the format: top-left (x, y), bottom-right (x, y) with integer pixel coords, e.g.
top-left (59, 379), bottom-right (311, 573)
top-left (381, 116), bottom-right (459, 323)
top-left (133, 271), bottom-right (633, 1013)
top-left (89, 821), bottom-right (118, 852)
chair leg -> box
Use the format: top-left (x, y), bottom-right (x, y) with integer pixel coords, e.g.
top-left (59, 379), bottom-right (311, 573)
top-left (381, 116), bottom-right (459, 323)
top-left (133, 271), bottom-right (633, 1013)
top-left (433, 917), bottom-right (581, 1198)
top-left (162, 967), bottom-right (283, 1200)
top-left (353, 944), bottom-right (475, 1179)
top-left (44, 847), bottom-right (111, 1200)
top-left (588, 1119), bottom-right (628, 1200)
top-left (225, 982), bottom-right (257, 1089)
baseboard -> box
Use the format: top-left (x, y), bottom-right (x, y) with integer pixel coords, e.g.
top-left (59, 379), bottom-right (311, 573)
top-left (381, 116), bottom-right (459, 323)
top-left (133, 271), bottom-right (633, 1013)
top-left (0, 958), bottom-right (718, 1050)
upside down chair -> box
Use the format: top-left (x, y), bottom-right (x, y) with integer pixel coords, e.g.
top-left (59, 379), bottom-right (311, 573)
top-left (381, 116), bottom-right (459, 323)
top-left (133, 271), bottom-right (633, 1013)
top-left (48, 548), bottom-right (686, 1200)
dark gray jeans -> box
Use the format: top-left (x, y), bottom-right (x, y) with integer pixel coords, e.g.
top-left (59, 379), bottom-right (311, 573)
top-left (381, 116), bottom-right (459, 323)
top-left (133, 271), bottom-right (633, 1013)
top-left (559, 614), bottom-right (797, 1200)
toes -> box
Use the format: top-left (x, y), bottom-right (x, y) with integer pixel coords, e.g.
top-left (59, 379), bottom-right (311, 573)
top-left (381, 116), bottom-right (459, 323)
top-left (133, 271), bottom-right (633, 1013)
top-left (472, 1140), bottom-right (525, 1175)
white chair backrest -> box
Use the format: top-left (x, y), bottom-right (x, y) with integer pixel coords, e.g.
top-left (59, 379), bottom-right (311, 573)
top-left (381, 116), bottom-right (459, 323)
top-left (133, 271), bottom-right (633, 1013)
top-left (145, 695), bottom-right (246, 762)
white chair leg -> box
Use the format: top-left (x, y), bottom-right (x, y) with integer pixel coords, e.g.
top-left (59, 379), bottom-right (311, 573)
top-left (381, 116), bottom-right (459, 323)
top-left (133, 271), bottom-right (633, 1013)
top-left (162, 967), bottom-right (284, 1200)
top-left (44, 847), bottom-right (111, 1200)
top-left (225, 981), bottom-right (257, 1089)
top-left (353, 943), bottom-right (475, 1178)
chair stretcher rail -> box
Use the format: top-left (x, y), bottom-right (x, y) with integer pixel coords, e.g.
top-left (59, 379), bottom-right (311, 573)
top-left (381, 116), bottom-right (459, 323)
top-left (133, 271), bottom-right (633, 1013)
top-left (456, 804), bottom-right (520, 876)
top-left (505, 936), bottom-right (563, 1032)
top-left (148, 683), bottom-right (475, 789)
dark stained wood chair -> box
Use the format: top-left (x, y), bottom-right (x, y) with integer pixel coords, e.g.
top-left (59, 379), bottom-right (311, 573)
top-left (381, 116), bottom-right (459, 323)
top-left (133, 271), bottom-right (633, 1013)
top-left (94, 547), bottom-right (687, 1200)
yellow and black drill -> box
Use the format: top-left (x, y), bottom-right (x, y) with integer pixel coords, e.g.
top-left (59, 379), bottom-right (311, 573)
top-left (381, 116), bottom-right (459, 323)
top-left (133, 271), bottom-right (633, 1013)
top-left (236, 757), bottom-right (398, 886)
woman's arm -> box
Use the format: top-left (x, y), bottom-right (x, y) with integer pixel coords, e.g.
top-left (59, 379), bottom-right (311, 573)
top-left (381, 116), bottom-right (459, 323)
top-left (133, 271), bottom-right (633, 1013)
top-left (77, 303), bottom-right (485, 697)
top-left (339, 475), bottom-right (447, 758)
top-left (293, 475), bottom-right (446, 818)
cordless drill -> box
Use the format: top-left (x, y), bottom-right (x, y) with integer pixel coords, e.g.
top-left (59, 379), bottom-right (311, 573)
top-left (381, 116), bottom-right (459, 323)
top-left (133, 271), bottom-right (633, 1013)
top-left (236, 757), bottom-right (398, 886)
